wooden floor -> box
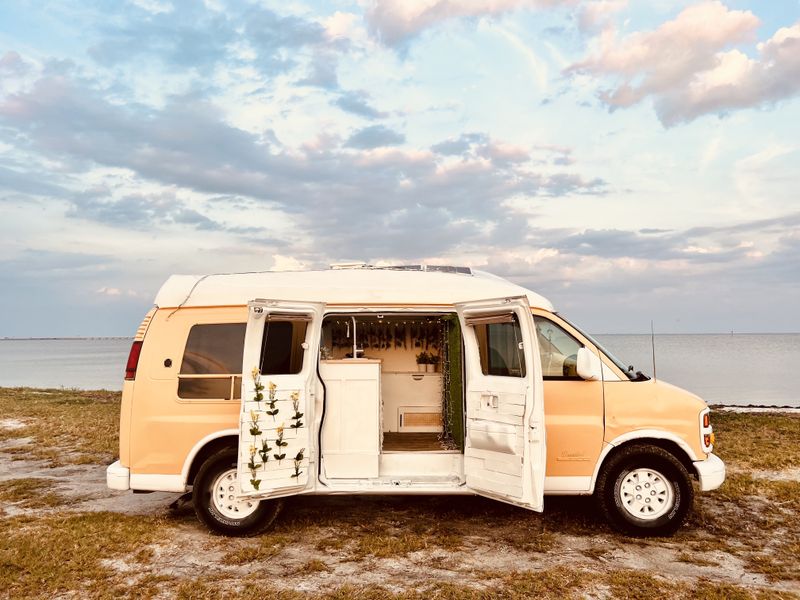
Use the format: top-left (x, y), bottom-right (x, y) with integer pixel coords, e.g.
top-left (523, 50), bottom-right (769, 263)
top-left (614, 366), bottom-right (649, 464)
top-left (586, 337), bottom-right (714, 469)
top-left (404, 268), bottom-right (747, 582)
top-left (382, 432), bottom-right (448, 452)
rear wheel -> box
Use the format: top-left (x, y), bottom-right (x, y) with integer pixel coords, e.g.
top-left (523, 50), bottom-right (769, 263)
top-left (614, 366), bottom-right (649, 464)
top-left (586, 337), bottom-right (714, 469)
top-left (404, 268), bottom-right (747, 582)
top-left (192, 448), bottom-right (282, 536)
top-left (595, 444), bottom-right (693, 537)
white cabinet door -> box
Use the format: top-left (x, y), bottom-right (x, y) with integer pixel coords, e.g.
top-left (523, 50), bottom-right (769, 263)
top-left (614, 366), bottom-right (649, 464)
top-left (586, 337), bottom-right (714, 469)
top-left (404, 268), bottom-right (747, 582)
top-left (455, 296), bottom-right (545, 511)
top-left (319, 360), bottom-right (381, 478)
top-left (237, 300), bottom-right (324, 499)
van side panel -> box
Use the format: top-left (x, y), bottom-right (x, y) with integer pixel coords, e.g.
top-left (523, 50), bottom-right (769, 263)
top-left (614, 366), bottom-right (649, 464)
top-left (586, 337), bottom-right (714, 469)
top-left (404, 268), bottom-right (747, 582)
top-left (119, 308), bottom-right (157, 468)
top-left (128, 306), bottom-right (245, 478)
top-left (603, 379), bottom-right (707, 460)
top-left (119, 381), bottom-right (134, 467)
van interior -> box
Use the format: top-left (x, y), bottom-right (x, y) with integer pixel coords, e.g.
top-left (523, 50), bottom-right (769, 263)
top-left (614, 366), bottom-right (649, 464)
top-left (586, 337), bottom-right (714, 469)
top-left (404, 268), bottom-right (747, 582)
top-left (316, 313), bottom-right (466, 482)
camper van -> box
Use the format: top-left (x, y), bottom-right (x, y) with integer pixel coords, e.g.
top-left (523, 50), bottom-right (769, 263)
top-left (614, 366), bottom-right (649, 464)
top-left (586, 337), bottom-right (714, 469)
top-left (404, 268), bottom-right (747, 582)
top-left (107, 266), bottom-right (725, 537)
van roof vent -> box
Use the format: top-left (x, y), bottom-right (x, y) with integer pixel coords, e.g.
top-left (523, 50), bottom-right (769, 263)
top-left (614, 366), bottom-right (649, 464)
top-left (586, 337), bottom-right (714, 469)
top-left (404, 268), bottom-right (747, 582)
top-left (328, 263), bottom-right (472, 275)
top-left (329, 262), bottom-right (371, 270)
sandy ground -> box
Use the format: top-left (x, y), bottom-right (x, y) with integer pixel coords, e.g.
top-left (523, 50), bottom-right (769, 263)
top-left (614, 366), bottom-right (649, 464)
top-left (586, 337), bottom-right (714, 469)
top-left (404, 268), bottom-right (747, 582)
top-left (0, 450), bottom-right (796, 597)
top-left (2, 410), bottom-right (799, 598)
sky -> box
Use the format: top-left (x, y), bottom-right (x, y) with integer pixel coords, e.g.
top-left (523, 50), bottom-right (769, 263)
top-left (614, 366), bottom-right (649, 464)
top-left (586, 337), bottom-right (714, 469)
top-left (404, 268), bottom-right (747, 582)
top-left (1, 0), bottom-right (799, 337)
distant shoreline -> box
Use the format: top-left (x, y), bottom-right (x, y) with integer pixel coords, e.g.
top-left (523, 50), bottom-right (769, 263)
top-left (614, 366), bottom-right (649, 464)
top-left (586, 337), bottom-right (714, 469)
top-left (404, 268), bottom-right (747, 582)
top-left (0, 337), bottom-right (133, 341)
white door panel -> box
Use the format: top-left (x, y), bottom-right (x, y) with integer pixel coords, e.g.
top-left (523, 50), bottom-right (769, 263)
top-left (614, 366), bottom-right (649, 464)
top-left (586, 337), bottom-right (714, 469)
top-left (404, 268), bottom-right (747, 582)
top-left (456, 296), bottom-right (545, 511)
top-left (237, 300), bottom-right (324, 499)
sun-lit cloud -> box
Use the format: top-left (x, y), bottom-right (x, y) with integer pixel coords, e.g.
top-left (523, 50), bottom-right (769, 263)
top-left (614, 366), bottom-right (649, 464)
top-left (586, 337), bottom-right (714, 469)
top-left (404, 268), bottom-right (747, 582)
top-left (365, 0), bottom-right (575, 46)
top-left (568, 2), bottom-right (800, 125)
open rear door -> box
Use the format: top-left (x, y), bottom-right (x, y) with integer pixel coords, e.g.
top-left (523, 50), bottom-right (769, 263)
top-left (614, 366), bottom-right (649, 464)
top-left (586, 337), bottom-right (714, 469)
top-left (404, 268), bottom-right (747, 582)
top-left (455, 296), bottom-right (545, 511)
top-left (237, 299), bottom-right (324, 499)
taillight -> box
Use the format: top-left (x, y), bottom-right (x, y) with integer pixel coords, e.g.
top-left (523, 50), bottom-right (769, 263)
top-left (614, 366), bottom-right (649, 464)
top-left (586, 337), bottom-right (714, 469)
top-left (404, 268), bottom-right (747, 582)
top-left (125, 341), bottom-right (143, 381)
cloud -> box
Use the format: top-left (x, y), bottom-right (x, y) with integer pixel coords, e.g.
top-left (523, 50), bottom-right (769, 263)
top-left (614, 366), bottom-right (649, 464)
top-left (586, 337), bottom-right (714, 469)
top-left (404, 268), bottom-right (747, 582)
top-left (431, 133), bottom-right (489, 155)
top-left (333, 90), bottom-right (389, 119)
top-left (0, 66), bottom-right (610, 269)
top-left (87, 3), bottom-right (332, 81)
top-left (577, 0), bottom-right (627, 33)
top-left (0, 165), bottom-right (66, 197)
top-left (67, 189), bottom-right (225, 231)
top-left (365, 0), bottom-right (573, 46)
top-left (96, 286), bottom-right (122, 296)
top-left (344, 124), bottom-right (406, 148)
top-left (658, 21), bottom-right (800, 125)
top-left (565, 2), bottom-right (800, 125)
top-left (0, 51), bottom-right (30, 76)
top-left (298, 50), bottom-right (340, 89)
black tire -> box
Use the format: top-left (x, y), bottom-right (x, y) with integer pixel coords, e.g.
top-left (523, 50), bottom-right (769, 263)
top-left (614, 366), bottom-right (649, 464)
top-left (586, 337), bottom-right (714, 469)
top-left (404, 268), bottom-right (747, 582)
top-left (192, 448), bottom-right (283, 536)
top-left (595, 444), bottom-right (694, 537)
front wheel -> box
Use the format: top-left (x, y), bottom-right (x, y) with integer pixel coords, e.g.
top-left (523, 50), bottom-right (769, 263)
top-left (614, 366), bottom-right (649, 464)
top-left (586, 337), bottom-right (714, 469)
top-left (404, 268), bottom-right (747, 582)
top-left (595, 444), bottom-right (694, 537)
top-left (192, 448), bottom-right (282, 536)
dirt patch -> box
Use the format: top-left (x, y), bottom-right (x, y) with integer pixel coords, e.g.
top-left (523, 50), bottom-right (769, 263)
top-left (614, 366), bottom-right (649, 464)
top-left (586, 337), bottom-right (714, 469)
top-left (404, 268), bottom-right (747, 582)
top-left (0, 418), bottom-right (26, 430)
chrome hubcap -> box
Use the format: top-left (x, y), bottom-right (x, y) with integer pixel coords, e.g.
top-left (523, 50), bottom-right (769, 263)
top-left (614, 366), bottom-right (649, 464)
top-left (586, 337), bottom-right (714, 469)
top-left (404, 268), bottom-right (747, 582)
top-left (211, 468), bottom-right (259, 519)
top-left (619, 468), bottom-right (674, 520)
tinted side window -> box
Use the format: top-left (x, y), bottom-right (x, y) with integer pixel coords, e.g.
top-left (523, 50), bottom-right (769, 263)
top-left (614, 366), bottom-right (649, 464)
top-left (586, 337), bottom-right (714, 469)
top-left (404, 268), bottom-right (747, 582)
top-left (534, 317), bottom-right (583, 379)
top-left (473, 315), bottom-right (526, 378)
top-left (180, 323), bottom-right (246, 374)
top-left (259, 320), bottom-right (308, 375)
top-left (178, 323), bottom-right (245, 400)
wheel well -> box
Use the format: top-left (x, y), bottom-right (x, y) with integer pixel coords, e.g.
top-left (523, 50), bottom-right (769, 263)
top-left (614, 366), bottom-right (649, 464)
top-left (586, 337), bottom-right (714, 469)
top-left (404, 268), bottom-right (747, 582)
top-left (186, 435), bottom-right (238, 487)
top-left (600, 439), bottom-right (696, 481)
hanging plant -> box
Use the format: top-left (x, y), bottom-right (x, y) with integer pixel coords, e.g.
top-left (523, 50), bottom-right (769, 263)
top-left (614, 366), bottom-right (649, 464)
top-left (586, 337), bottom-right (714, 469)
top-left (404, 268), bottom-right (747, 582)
top-left (266, 381), bottom-right (279, 420)
top-left (290, 391), bottom-right (304, 430)
top-left (248, 409), bottom-right (262, 436)
top-left (247, 445), bottom-right (261, 491)
top-left (259, 438), bottom-right (272, 464)
top-left (251, 367), bottom-right (264, 403)
top-left (274, 425), bottom-right (287, 464)
top-left (291, 448), bottom-right (305, 479)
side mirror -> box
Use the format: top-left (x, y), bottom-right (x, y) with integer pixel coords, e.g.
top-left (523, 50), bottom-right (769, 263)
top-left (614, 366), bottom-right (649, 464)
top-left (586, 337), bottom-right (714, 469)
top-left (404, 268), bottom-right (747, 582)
top-left (576, 347), bottom-right (602, 381)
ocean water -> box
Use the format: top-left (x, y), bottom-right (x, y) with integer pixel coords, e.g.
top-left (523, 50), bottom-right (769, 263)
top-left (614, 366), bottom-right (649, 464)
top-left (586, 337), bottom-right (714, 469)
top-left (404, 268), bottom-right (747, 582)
top-left (0, 334), bottom-right (798, 406)
top-left (0, 338), bottom-right (132, 392)
top-left (594, 333), bottom-right (800, 407)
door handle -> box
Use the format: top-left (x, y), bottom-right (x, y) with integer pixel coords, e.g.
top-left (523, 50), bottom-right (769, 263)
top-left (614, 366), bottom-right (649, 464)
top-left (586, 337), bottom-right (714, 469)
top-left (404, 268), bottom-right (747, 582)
top-left (482, 394), bottom-right (499, 409)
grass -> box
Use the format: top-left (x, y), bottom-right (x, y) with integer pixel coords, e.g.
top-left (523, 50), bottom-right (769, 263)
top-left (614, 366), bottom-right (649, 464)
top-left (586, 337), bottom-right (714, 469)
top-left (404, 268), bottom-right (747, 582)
top-left (132, 567), bottom-right (797, 599)
top-left (221, 533), bottom-right (292, 565)
top-left (0, 387), bottom-right (121, 465)
top-left (0, 512), bottom-right (168, 598)
top-left (0, 477), bottom-right (71, 509)
top-left (1, 387), bottom-right (800, 598)
top-left (712, 410), bottom-right (800, 471)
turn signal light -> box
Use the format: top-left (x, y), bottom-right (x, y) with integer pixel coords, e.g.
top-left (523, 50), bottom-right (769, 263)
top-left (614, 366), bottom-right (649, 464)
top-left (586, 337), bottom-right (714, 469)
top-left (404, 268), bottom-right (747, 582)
top-left (703, 413), bottom-right (710, 428)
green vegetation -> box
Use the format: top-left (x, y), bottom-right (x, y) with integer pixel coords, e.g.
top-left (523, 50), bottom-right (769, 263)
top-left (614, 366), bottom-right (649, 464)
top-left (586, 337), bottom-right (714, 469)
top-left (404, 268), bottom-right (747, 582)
top-left (0, 477), bottom-right (71, 509)
top-left (712, 410), bottom-right (800, 471)
top-left (0, 512), bottom-right (167, 598)
top-left (0, 387), bottom-right (121, 464)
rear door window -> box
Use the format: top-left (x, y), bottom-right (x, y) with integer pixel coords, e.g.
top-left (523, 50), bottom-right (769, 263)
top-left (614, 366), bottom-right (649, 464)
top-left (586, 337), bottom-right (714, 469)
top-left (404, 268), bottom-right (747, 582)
top-left (259, 319), bottom-right (309, 375)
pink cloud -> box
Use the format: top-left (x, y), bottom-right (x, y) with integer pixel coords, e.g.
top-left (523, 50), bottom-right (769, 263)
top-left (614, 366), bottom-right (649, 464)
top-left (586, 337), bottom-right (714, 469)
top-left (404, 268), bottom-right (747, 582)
top-left (564, 2), bottom-right (800, 125)
top-left (365, 0), bottom-right (575, 46)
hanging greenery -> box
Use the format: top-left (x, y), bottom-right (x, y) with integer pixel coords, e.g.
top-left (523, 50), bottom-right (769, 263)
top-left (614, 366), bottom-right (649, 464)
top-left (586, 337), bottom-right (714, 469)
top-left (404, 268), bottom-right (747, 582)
top-left (325, 317), bottom-right (443, 350)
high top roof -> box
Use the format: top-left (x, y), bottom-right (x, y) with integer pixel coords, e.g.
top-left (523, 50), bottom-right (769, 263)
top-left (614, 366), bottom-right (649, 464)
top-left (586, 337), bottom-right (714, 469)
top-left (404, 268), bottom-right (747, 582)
top-left (153, 268), bottom-right (553, 311)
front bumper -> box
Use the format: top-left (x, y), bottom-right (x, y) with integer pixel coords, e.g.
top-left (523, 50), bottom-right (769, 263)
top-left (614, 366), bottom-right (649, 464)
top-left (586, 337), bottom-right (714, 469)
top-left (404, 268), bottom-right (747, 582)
top-left (694, 453), bottom-right (725, 491)
top-left (107, 460), bottom-right (130, 491)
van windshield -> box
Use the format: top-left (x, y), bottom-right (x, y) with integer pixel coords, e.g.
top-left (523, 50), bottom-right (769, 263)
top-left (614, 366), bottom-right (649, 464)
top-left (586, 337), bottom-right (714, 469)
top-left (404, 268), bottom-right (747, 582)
top-left (555, 314), bottom-right (644, 381)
